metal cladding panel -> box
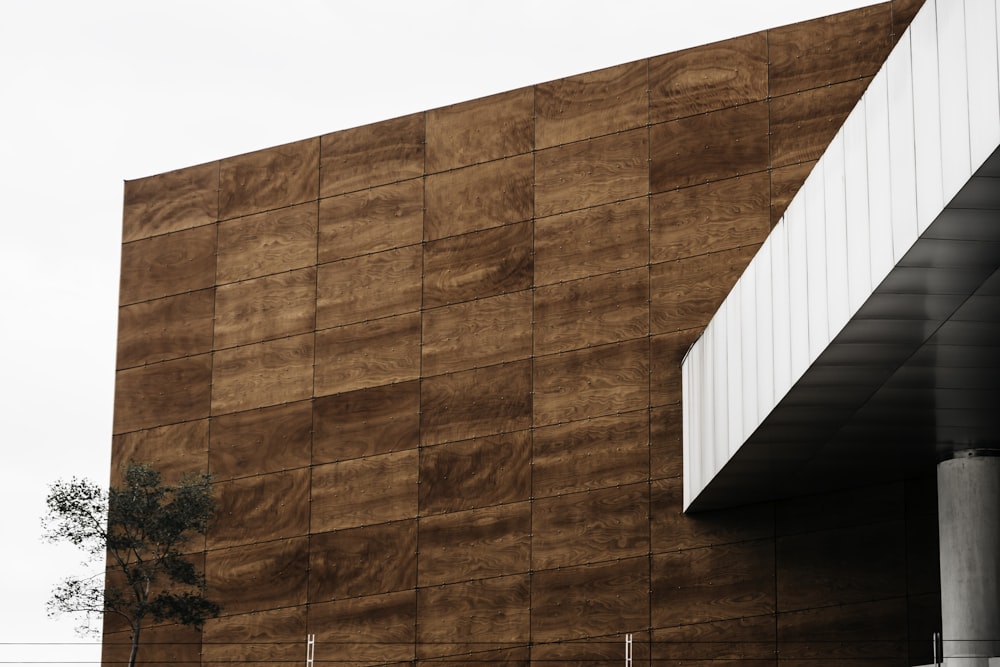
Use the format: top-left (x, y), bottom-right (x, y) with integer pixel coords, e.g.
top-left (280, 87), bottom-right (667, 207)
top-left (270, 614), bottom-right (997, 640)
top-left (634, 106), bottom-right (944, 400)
top-left (843, 98), bottom-right (874, 313)
top-left (910, 0), bottom-right (946, 233)
top-left (967, 0), bottom-right (1000, 170)
top-left (122, 161), bottom-right (217, 243)
top-left (938, 0), bottom-right (973, 201)
top-left (887, 32), bottom-right (919, 264)
top-left (318, 179), bottom-right (423, 263)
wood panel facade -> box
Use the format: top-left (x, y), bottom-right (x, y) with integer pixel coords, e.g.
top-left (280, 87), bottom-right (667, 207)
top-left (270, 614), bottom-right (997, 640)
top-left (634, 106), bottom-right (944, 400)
top-left (108, 3), bottom-right (938, 665)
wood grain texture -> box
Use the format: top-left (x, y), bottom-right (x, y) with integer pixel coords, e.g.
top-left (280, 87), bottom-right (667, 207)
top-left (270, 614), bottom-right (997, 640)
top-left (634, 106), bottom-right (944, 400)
top-left (427, 87), bottom-right (533, 172)
top-left (535, 129), bottom-right (648, 218)
top-left (418, 502), bottom-right (530, 586)
top-left (420, 360), bottom-right (532, 445)
top-left (776, 598), bottom-right (908, 663)
top-left (535, 60), bottom-right (647, 149)
top-left (116, 288), bottom-right (215, 369)
top-left (314, 312), bottom-right (420, 396)
top-left (770, 160), bottom-right (816, 224)
top-left (534, 198), bottom-right (648, 286)
top-left (533, 411), bottom-right (649, 498)
top-left (310, 450), bottom-right (418, 532)
top-left (308, 590), bottom-right (416, 665)
top-left (208, 468), bottom-right (310, 548)
top-left (113, 354), bottom-right (212, 434)
top-left (651, 540), bottom-right (775, 627)
top-left (205, 537), bottom-right (308, 614)
top-left (211, 333), bottom-right (314, 415)
top-left (320, 113), bottom-right (424, 197)
top-left (423, 221), bottom-right (532, 308)
top-left (532, 633), bottom-right (649, 665)
top-left (650, 245), bottom-right (758, 335)
top-left (649, 32), bottom-right (767, 123)
top-left (309, 520), bottom-right (416, 601)
top-left (533, 339), bottom-right (649, 427)
top-left (770, 78), bottom-right (871, 167)
top-left (102, 624), bottom-right (201, 667)
top-left (650, 172), bottom-right (770, 263)
top-left (650, 101), bottom-right (768, 193)
top-left (119, 223), bottom-right (216, 305)
top-left (111, 419), bottom-right (209, 485)
top-left (422, 290), bottom-right (532, 376)
top-left (419, 430), bottom-right (531, 515)
top-left (208, 401), bottom-right (312, 481)
top-left (213, 267), bottom-right (316, 349)
top-left (768, 3), bottom-right (891, 96)
top-left (313, 380), bottom-right (420, 463)
top-left (202, 606), bottom-right (306, 665)
top-left (534, 268), bottom-right (648, 356)
top-left (424, 154), bottom-right (533, 241)
top-left (316, 244), bottom-right (421, 328)
top-left (216, 201), bottom-right (317, 284)
top-left (650, 403), bottom-right (683, 480)
top-left (652, 615), bottom-right (775, 662)
top-left (651, 328), bottom-right (701, 406)
top-left (319, 178), bottom-right (422, 263)
top-left (531, 558), bottom-right (648, 643)
top-left (122, 161), bottom-right (217, 242)
top-left (219, 137), bottom-right (319, 220)
top-left (532, 484), bottom-right (649, 570)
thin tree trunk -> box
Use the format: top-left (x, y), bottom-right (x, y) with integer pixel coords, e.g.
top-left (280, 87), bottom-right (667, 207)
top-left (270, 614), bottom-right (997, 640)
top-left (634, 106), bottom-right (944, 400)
top-left (128, 622), bottom-right (141, 667)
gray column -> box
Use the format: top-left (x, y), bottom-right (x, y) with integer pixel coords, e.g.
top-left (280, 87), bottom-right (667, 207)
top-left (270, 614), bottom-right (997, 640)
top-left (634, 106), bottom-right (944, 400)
top-left (938, 452), bottom-right (1000, 667)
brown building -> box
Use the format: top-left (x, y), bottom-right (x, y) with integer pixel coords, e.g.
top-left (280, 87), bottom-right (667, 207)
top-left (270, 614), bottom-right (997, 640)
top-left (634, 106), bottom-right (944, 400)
top-left (105, 1), bottom-right (980, 665)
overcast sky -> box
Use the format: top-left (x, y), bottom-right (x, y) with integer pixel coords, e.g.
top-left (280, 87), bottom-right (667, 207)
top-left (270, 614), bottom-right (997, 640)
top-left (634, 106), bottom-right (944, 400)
top-left (0, 1), bottom-right (872, 664)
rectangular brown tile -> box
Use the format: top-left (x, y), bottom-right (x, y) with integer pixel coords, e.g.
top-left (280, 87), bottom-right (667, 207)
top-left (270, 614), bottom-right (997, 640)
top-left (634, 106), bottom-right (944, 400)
top-left (650, 101), bottom-right (768, 193)
top-left (316, 245), bottom-right (421, 328)
top-left (649, 32), bottom-right (768, 123)
top-left (219, 137), bottom-right (320, 220)
top-left (652, 616), bottom-right (775, 662)
top-left (202, 606), bottom-right (306, 665)
top-left (314, 312), bottom-right (420, 397)
top-left (770, 160), bottom-right (816, 224)
top-left (119, 224), bottom-right (217, 305)
top-left (532, 633), bottom-right (650, 666)
top-left (651, 328), bottom-right (701, 406)
top-left (103, 624), bottom-right (201, 667)
top-left (208, 400), bottom-right (312, 481)
top-left (651, 403), bottom-right (683, 479)
top-left (308, 590), bottom-right (416, 665)
top-left (309, 521), bottom-right (416, 601)
top-left (113, 354), bottom-right (212, 434)
top-left (318, 179), bottom-right (422, 263)
top-left (426, 87), bottom-right (534, 172)
top-left (420, 360), bottom-right (532, 445)
top-left (216, 201), bottom-right (317, 284)
top-left (205, 537), bottom-right (308, 614)
top-left (770, 78), bottom-right (871, 168)
top-left (320, 113), bottom-right (424, 197)
top-left (313, 380), bottom-right (420, 463)
top-left (116, 288), bottom-right (215, 369)
top-left (535, 129), bottom-right (648, 219)
top-left (208, 468), bottom-right (310, 548)
top-left (311, 450), bottom-right (419, 532)
top-left (214, 267), bottom-right (316, 349)
top-left (211, 333), bottom-right (314, 415)
top-left (123, 161), bottom-right (218, 242)
top-left (111, 419), bottom-right (209, 484)
top-left (777, 598), bottom-right (908, 663)
top-left (535, 60), bottom-right (647, 149)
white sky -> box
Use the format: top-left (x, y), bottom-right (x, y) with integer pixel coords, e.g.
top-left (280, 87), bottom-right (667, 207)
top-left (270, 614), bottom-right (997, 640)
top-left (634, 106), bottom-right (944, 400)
top-left (0, 1), bottom-right (872, 664)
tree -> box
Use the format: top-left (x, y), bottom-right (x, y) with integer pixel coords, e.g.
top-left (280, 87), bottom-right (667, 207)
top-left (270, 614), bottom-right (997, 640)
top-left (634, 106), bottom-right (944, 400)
top-left (43, 462), bottom-right (221, 667)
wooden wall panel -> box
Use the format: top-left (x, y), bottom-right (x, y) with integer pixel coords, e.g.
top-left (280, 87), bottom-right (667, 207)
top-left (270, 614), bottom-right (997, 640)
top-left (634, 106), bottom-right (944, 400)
top-left (532, 633), bottom-right (650, 667)
top-left (650, 101), bottom-right (768, 193)
top-left (768, 3), bottom-right (892, 96)
top-left (122, 161), bottom-right (217, 242)
top-left (535, 129), bottom-right (648, 218)
top-left (116, 288), bottom-right (214, 369)
top-left (320, 113), bottom-right (424, 197)
top-left (111, 419), bottom-right (209, 485)
top-left (308, 590), bottom-right (416, 665)
top-left (309, 520), bottom-right (416, 601)
top-left (316, 244), bottom-right (421, 328)
top-left (649, 32), bottom-right (767, 123)
top-left (103, 623), bottom-right (201, 667)
top-left (651, 328), bottom-right (701, 406)
top-left (770, 160), bottom-right (816, 225)
top-left (423, 221), bottom-right (533, 308)
top-left (531, 558), bottom-right (648, 643)
top-left (534, 268), bottom-right (648, 356)
top-left (209, 468), bottom-right (310, 548)
top-left (219, 137), bottom-right (319, 220)
top-left (426, 87), bottom-right (534, 172)
top-left (205, 537), bottom-right (308, 614)
top-left (216, 201), bottom-right (317, 284)
top-left (650, 172), bottom-right (770, 263)
top-left (532, 484), bottom-right (649, 570)
top-left (420, 360), bottom-right (532, 445)
top-left (208, 401), bottom-right (312, 481)
top-left (214, 267), bottom-right (316, 349)
top-left (775, 483), bottom-right (904, 536)
top-left (651, 540), bottom-right (775, 628)
top-left (770, 78), bottom-right (870, 168)
top-left (776, 598), bottom-right (908, 664)
top-left (652, 616), bottom-right (775, 663)
top-left (533, 411), bottom-right (648, 498)
top-left (311, 450), bottom-right (418, 532)
top-left (533, 339), bottom-right (649, 427)
top-left (314, 312), bottom-right (420, 396)
top-left (416, 646), bottom-right (529, 665)
top-left (119, 224), bottom-right (216, 305)
top-left (313, 380), bottom-right (419, 463)
top-left (534, 198), bottom-right (648, 286)
top-left (113, 354), bottom-right (212, 434)
top-left (535, 60), bottom-right (647, 149)
top-left (202, 606), bottom-right (306, 666)
top-left (650, 244), bottom-right (758, 335)
top-left (422, 291), bottom-right (532, 376)
top-left (424, 154), bottom-right (533, 241)
top-left (211, 333), bottom-right (314, 415)
top-left (419, 430), bottom-right (531, 515)
top-left (418, 502), bottom-right (530, 586)
top-left (651, 403), bottom-right (683, 480)
top-left (318, 179), bottom-right (422, 263)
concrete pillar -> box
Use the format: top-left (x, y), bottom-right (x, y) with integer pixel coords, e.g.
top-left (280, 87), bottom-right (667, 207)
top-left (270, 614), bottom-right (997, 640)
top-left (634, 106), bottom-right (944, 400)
top-left (938, 452), bottom-right (1000, 667)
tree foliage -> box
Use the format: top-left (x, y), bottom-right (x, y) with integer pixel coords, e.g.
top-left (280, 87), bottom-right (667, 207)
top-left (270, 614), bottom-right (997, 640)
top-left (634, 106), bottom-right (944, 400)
top-left (44, 462), bottom-right (220, 667)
